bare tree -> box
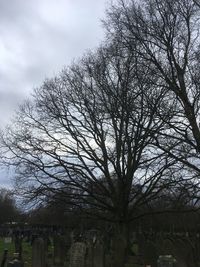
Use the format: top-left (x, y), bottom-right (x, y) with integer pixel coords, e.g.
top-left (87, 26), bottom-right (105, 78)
top-left (104, 0), bottom-right (200, 186)
top-left (0, 188), bottom-right (20, 224)
top-left (0, 42), bottom-right (177, 266)
top-left (1, 0), bottom-right (200, 264)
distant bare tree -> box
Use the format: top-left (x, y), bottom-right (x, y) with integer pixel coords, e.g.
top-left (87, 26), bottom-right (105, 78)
top-left (0, 188), bottom-right (20, 224)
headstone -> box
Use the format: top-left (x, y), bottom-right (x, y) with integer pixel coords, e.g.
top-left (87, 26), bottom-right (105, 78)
top-left (53, 235), bottom-right (66, 267)
top-left (32, 238), bottom-right (46, 267)
top-left (93, 240), bottom-right (104, 267)
top-left (14, 235), bottom-right (23, 260)
top-left (85, 242), bottom-right (93, 267)
top-left (157, 255), bottom-right (176, 267)
top-left (69, 242), bottom-right (86, 267)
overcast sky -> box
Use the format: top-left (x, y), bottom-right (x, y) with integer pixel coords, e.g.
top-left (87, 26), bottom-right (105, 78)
top-left (0, 0), bottom-right (110, 187)
top-left (0, 0), bottom-right (109, 126)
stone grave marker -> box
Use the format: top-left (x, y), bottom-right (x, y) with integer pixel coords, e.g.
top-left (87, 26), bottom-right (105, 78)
top-left (14, 236), bottom-right (23, 260)
top-left (53, 235), bottom-right (66, 266)
top-left (32, 237), bottom-right (46, 267)
top-left (85, 242), bottom-right (93, 267)
top-left (93, 240), bottom-right (104, 267)
top-left (69, 242), bottom-right (86, 267)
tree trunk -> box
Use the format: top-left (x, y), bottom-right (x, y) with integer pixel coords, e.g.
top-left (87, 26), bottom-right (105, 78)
top-left (112, 222), bottom-right (129, 267)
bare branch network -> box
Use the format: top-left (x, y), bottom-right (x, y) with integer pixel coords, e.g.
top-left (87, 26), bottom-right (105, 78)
top-left (1, 0), bottom-right (200, 248)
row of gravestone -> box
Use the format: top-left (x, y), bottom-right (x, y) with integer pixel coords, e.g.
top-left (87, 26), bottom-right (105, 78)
top-left (33, 232), bottom-right (200, 267)
top-left (31, 237), bottom-right (182, 267)
top-left (2, 232), bottom-right (199, 267)
top-left (31, 237), bottom-right (104, 267)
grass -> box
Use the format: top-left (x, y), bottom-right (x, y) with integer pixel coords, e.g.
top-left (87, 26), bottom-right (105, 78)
top-left (0, 237), bottom-right (32, 267)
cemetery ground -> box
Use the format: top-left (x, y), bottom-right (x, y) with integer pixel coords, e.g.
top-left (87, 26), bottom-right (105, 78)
top-left (0, 226), bottom-right (199, 267)
top-left (0, 237), bottom-right (32, 267)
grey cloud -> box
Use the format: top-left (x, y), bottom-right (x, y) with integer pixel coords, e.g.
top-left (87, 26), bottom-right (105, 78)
top-left (0, 0), bottom-right (108, 119)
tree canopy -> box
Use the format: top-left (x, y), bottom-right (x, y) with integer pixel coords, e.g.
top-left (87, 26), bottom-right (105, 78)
top-left (106, 0), bottom-right (200, 174)
top-left (0, 43), bottom-right (176, 222)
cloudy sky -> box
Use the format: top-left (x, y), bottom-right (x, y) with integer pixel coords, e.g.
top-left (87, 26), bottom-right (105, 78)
top-left (0, 0), bottom-right (109, 126)
top-left (0, 0), bottom-right (109, 187)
